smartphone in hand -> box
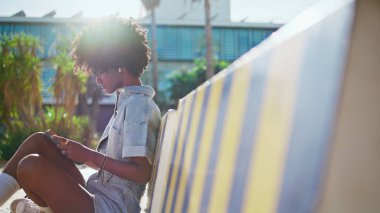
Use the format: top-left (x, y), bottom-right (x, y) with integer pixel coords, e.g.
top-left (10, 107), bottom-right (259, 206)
top-left (44, 129), bottom-right (84, 165)
top-left (44, 129), bottom-right (60, 145)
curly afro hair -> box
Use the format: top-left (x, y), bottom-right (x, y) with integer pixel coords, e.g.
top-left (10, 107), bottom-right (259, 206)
top-left (71, 17), bottom-right (151, 77)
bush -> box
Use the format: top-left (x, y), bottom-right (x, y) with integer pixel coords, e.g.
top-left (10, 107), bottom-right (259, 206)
top-left (168, 59), bottom-right (229, 107)
top-left (42, 106), bottom-right (89, 142)
top-left (0, 33), bottom-right (44, 131)
top-left (0, 107), bottom-right (89, 160)
top-left (0, 32), bottom-right (93, 160)
top-left (0, 128), bottom-right (36, 160)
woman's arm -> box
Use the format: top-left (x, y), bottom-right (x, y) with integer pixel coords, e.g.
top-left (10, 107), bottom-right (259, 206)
top-left (55, 136), bottom-right (152, 184)
top-left (84, 161), bottom-right (99, 170)
top-left (85, 149), bottom-right (152, 184)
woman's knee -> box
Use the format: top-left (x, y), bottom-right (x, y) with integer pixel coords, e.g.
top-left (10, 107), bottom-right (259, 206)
top-left (17, 154), bottom-right (44, 183)
top-left (25, 132), bottom-right (45, 144)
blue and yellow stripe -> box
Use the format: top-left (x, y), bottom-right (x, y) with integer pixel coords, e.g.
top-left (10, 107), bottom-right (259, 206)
top-left (148, 0), bottom-right (361, 212)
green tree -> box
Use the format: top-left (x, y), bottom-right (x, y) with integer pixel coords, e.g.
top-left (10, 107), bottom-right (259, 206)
top-left (0, 31), bottom-right (93, 160)
top-left (0, 33), bottom-right (44, 160)
top-left (141, 0), bottom-right (160, 96)
top-left (51, 31), bottom-right (88, 127)
top-left (168, 59), bottom-right (229, 108)
top-left (191, 0), bottom-right (214, 80)
top-left (0, 33), bottom-right (44, 131)
top-left (51, 28), bottom-right (98, 147)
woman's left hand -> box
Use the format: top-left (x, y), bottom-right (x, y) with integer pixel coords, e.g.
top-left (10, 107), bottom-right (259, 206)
top-left (53, 135), bottom-right (93, 164)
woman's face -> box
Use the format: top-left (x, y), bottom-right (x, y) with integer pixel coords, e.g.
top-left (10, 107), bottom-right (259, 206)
top-left (95, 71), bottom-right (122, 94)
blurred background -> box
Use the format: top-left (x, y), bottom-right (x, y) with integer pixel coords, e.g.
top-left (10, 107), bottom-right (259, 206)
top-left (0, 0), bottom-right (320, 160)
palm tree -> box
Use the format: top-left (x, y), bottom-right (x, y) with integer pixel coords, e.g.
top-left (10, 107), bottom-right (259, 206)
top-left (192, 0), bottom-right (214, 79)
top-left (203, 0), bottom-right (214, 79)
top-left (51, 30), bottom-right (94, 145)
top-left (141, 0), bottom-right (160, 95)
top-left (0, 33), bottom-right (44, 131)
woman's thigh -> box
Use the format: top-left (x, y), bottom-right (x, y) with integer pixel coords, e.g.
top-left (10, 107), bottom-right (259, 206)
top-left (3, 132), bottom-right (85, 186)
top-left (17, 154), bottom-right (94, 213)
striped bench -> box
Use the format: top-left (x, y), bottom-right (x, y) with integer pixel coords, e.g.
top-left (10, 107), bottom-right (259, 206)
top-left (146, 0), bottom-right (380, 212)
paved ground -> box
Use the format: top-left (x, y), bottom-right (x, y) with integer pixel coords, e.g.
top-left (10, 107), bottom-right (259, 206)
top-left (0, 164), bottom-right (148, 212)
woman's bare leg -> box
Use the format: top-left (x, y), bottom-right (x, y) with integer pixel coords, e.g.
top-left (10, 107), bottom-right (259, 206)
top-left (2, 132), bottom-right (86, 206)
top-left (17, 154), bottom-right (94, 213)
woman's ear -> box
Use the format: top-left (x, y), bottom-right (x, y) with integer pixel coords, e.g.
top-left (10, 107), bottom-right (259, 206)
top-left (119, 68), bottom-right (128, 73)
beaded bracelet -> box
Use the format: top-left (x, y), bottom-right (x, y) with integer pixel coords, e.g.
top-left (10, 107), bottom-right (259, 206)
top-left (100, 155), bottom-right (108, 171)
top-left (97, 154), bottom-right (108, 179)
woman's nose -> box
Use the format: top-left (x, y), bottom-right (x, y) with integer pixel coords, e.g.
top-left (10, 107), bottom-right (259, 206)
top-left (95, 76), bottom-right (102, 85)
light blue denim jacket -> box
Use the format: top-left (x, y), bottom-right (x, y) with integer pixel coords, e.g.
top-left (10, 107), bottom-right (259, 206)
top-left (86, 85), bottom-right (161, 213)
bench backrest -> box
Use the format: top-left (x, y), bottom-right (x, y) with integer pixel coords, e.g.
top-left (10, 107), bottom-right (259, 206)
top-left (148, 0), bottom-right (380, 212)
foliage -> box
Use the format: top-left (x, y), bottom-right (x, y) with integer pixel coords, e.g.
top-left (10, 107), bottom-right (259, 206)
top-left (168, 59), bottom-right (229, 107)
top-left (0, 128), bottom-right (36, 161)
top-left (0, 107), bottom-right (89, 160)
top-left (0, 31), bottom-right (93, 160)
top-left (43, 106), bottom-right (89, 141)
top-left (0, 106), bottom-right (89, 160)
top-left (0, 33), bottom-right (44, 131)
top-left (49, 29), bottom-right (93, 144)
top-left (0, 33), bottom-right (44, 160)
top-left (51, 27), bottom-right (101, 147)
top-left (51, 30), bottom-right (88, 118)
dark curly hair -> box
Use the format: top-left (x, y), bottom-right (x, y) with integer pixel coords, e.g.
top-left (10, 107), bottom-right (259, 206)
top-left (71, 17), bottom-right (151, 77)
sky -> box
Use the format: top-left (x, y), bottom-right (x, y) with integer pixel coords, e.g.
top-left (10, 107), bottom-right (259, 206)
top-left (0, 0), bottom-right (320, 24)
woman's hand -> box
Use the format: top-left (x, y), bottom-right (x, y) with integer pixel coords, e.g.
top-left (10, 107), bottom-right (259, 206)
top-left (53, 135), bottom-right (93, 164)
top-left (53, 136), bottom-right (152, 184)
